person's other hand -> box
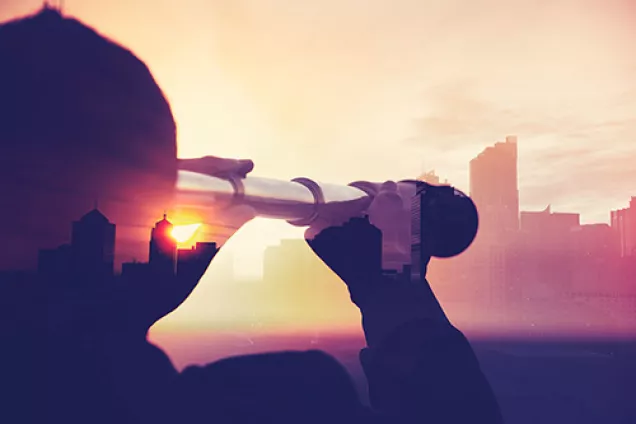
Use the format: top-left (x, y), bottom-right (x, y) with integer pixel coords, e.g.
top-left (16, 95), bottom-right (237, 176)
top-left (178, 156), bottom-right (254, 179)
top-left (117, 203), bottom-right (255, 336)
top-left (113, 154), bottom-right (258, 336)
top-left (305, 181), bottom-right (449, 347)
top-left (117, 242), bottom-right (215, 335)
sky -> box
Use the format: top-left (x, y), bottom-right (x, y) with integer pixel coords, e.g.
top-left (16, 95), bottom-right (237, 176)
top-left (1, 0), bottom-right (635, 276)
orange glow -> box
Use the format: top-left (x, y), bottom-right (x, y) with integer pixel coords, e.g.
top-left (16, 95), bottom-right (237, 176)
top-left (171, 223), bottom-right (201, 244)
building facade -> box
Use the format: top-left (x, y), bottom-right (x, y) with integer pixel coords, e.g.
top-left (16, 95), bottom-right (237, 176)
top-left (611, 197), bottom-right (636, 257)
top-left (71, 209), bottom-right (116, 281)
top-left (149, 214), bottom-right (177, 275)
top-left (469, 135), bottom-right (520, 241)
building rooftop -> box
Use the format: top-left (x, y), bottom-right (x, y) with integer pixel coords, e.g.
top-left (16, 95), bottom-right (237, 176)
top-left (78, 208), bottom-right (110, 224)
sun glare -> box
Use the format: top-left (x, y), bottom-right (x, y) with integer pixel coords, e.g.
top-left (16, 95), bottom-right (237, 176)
top-left (171, 223), bottom-right (201, 244)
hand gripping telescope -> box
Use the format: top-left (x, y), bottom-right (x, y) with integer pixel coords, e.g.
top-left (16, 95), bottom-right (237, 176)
top-left (175, 157), bottom-right (478, 270)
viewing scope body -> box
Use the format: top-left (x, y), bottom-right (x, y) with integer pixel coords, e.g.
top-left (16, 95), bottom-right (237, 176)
top-left (175, 168), bottom-right (479, 266)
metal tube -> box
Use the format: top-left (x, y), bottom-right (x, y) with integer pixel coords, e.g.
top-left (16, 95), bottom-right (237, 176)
top-left (175, 170), bottom-right (478, 260)
top-left (175, 170), bottom-right (372, 225)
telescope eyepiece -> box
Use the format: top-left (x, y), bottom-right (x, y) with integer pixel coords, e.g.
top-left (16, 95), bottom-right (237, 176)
top-left (416, 183), bottom-right (479, 258)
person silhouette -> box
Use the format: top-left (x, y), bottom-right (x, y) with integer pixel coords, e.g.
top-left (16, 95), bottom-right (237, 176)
top-left (304, 194), bottom-right (504, 424)
top-left (0, 9), bottom-right (260, 424)
top-left (165, 183), bottom-right (502, 424)
top-left (1, 10), bottom-right (500, 424)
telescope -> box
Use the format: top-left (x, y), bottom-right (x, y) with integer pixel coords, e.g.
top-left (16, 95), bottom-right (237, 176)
top-left (175, 158), bottom-right (479, 272)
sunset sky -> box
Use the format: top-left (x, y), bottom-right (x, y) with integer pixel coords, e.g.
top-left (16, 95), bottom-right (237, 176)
top-left (1, 0), bottom-right (635, 276)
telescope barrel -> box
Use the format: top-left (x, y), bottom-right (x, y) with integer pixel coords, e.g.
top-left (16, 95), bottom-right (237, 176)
top-left (175, 170), bottom-right (373, 225)
top-left (175, 170), bottom-right (479, 260)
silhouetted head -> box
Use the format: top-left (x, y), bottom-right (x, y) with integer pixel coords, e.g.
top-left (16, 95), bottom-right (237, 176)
top-left (0, 8), bottom-right (177, 270)
top-left (176, 350), bottom-right (369, 424)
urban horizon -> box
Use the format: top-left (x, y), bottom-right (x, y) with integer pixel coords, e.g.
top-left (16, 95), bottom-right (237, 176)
top-left (3, 134), bottom-right (633, 277)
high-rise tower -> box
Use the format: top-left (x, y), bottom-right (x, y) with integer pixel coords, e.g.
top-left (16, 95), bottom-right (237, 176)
top-left (469, 135), bottom-right (519, 240)
top-left (149, 214), bottom-right (177, 274)
top-left (70, 208), bottom-right (116, 282)
top-left (611, 197), bottom-right (636, 257)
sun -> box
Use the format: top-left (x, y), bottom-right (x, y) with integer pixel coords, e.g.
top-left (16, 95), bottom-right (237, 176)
top-left (171, 223), bottom-right (201, 244)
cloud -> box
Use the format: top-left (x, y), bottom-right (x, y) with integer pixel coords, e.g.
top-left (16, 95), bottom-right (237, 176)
top-left (406, 80), bottom-right (636, 222)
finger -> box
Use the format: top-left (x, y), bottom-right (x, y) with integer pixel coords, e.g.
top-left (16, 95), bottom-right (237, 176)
top-left (304, 223), bottom-right (341, 264)
top-left (304, 223), bottom-right (328, 243)
top-left (304, 215), bottom-right (351, 244)
top-left (178, 156), bottom-right (254, 178)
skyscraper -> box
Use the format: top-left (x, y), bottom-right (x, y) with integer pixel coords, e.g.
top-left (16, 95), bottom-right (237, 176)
top-left (71, 208), bottom-right (116, 282)
top-left (611, 197), bottom-right (636, 257)
top-left (470, 136), bottom-right (520, 240)
top-left (149, 214), bottom-right (177, 275)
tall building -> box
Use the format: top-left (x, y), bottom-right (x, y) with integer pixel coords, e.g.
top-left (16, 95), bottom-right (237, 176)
top-left (37, 208), bottom-right (115, 285)
top-left (71, 208), bottom-right (116, 281)
top-left (469, 136), bottom-right (520, 240)
top-left (611, 197), bottom-right (636, 257)
top-left (149, 214), bottom-right (177, 275)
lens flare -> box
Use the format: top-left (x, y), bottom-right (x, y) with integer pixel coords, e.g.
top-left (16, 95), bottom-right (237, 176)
top-left (171, 223), bottom-right (201, 243)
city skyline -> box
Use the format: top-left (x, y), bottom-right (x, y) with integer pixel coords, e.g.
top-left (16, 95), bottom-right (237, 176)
top-left (250, 135), bottom-right (635, 277)
top-left (35, 208), bottom-right (207, 277)
top-left (1, 2), bottom-right (634, 226)
top-left (1, 4), bottom-right (634, 278)
top-left (10, 134), bottom-right (634, 278)
top-left (15, 136), bottom-right (634, 338)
